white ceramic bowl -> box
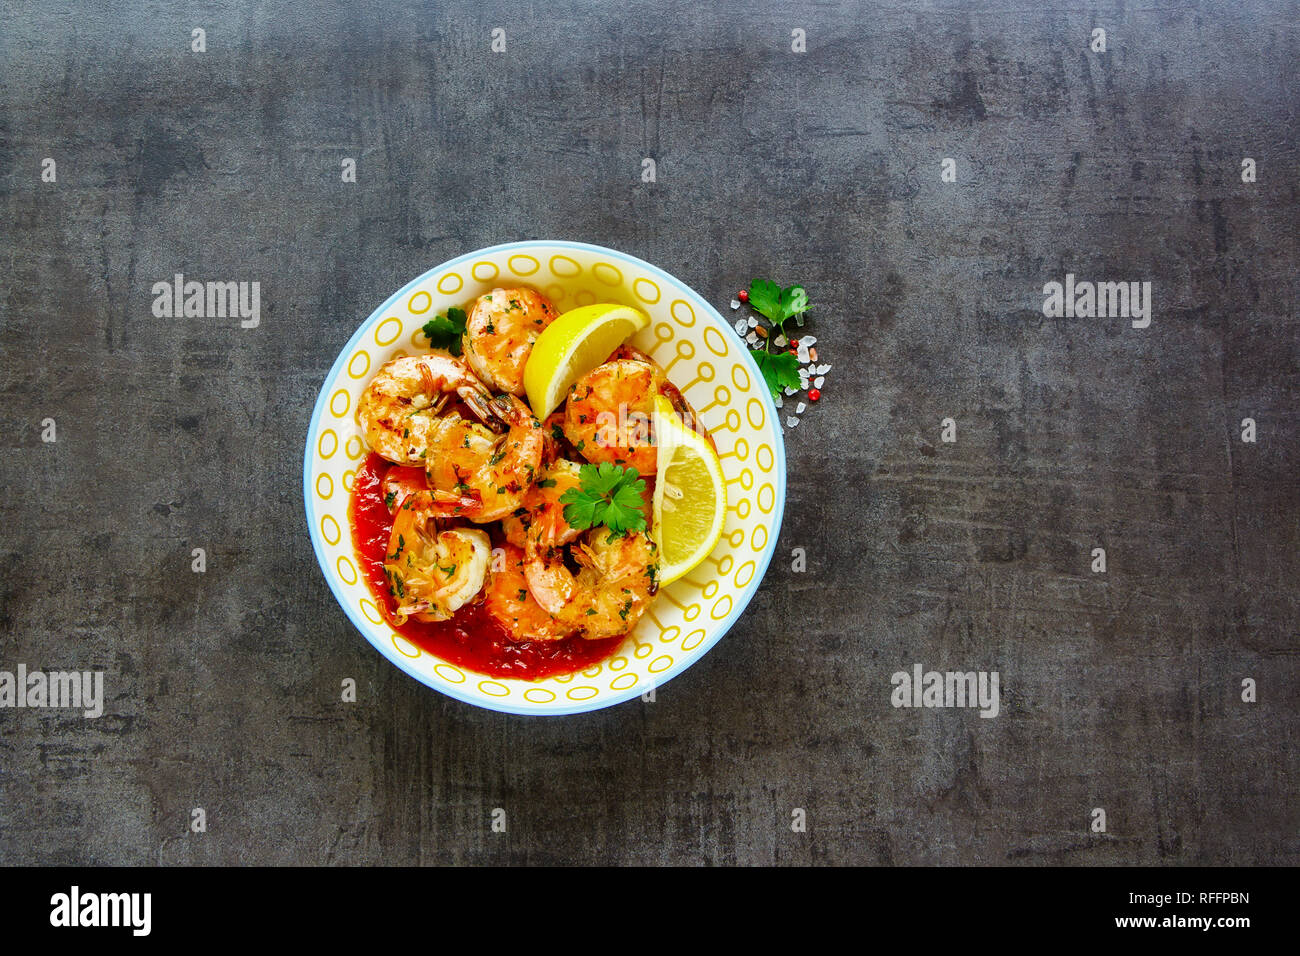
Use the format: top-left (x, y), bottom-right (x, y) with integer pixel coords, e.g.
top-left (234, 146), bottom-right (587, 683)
top-left (303, 241), bottom-right (786, 714)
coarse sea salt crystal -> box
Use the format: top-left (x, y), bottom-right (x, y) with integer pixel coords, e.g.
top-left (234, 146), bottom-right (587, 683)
top-left (786, 416), bottom-right (800, 428)
top-left (783, 386), bottom-right (797, 396)
top-left (796, 344), bottom-right (811, 363)
top-left (814, 375), bottom-right (825, 388)
top-left (815, 363), bottom-right (831, 375)
top-left (775, 395), bottom-right (783, 408)
top-left (747, 316), bottom-right (758, 329)
top-left (774, 334), bottom-right (787, 347)
top-left (801, 335), bottom-right (817, 346)
top-left (730, 298), bottom-right (741, 310)
top-left (734, 318), bottom-right (747, 334)
top-left (796, 402), bottom-right (806, 414)
top-left (746, 331), bottom-right (759, 345)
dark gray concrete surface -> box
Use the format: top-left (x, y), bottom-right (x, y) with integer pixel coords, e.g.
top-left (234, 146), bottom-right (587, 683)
top-left (1, 1), bottom-right (1296, 865)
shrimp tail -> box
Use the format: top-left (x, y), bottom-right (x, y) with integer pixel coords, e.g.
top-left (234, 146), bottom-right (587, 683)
top-left (428, 392), bottom-right (451, 419)
top-left (393, 599), bottom-right (432, 623)
top-left (427, 488), bottom-right (484, 517)
top-left (459, 387), bottom-right (501, 431)
top-left (486, 393), bottom-right (533, 428)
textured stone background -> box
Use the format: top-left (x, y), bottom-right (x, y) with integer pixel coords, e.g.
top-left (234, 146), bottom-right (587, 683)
top-left (1, 1), bottom-right (1296, 865)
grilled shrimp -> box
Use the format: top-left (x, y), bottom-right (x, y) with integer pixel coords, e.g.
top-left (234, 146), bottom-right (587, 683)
top-left (501, 458), bottom-right (584, 549)
top-left (380, 465), bottom-right (429, 513)
top-left (384, 491), bottom-right (491, 624)
top-left (524, 528), bottom-right (659, 639)
top-left (359, 352), bottom-right (497, 466)
top-left (612, 344), bottom-right (708, 440)
top-left (381, 465), bottom-right (479, 516)
top-left (424, 394), bottom-right (546, 523)
top-left (423, 412), bottom-right (499, 495)
top-left (483, 543), bottom-right (576, 642)
top-left (563, 358), bottom-right (663, 474)
top-left (462, 287), bottom-right (560, 396)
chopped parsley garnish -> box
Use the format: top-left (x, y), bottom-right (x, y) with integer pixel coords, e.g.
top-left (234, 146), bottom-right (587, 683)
top-left (422, 306), bottom-right (468, 355)
top-left (560, 462), bottom-right (647, 536)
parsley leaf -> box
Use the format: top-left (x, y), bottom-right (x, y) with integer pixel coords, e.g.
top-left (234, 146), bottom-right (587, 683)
top-left (747, 279), bottom-right (781, 322)
top-left (560, 462), bottom-right (648, 536)
top-left (751, 349), bottom-right (801, 400)
top-left (422, 306), bottom-right (468, 355)
top-left (779, 284), bottom-right (809, 327)
top-left (747, 280), bottom-right (810, 327)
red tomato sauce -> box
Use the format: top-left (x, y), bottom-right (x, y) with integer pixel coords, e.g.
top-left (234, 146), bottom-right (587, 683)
top-left (348, 453), bottom-right (623, 680)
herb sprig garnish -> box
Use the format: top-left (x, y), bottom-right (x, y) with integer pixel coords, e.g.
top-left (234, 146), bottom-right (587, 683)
top-left (751, 349), bottom-right (801, 400)
top-left (560, 462), bottom-right (647, 536)
top-left (744, 279), bottom-right (811, 400)
top-left (747, 279), bottom-right (809, 342)
top-left (422, 306), bottom-right (468, 355)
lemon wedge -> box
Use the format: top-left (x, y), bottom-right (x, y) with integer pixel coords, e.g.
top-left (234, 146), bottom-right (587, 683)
top-left (651, 396), bottom-right (727, 586)
top-left (524, 303), bottom-right (650, 418)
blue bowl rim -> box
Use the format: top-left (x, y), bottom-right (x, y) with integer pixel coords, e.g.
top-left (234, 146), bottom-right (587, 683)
top-left (302, 239), bottom-right (787, 716)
